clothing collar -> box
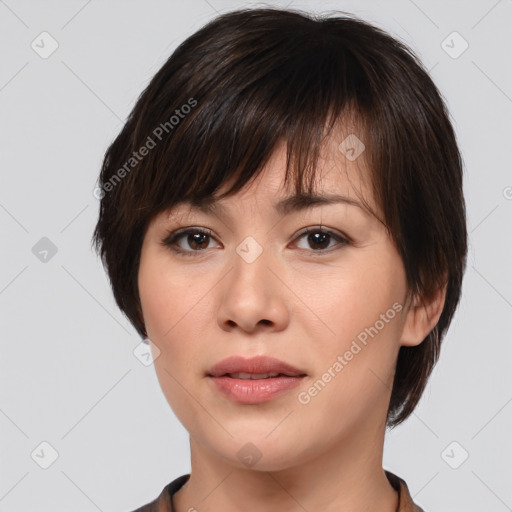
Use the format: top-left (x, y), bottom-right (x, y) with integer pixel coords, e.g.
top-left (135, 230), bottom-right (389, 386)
top-left (138, 470), bottom-right (425, 512)
top-left (385, 470), bottom-right (425, 512)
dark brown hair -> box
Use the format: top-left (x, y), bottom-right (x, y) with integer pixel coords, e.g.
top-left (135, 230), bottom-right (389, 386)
top-left (92, 7), bottom-right (467, 428)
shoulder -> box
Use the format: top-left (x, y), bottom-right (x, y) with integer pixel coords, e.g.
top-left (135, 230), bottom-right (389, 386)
top-left (127, 474), bottom-right (190, 512)
top-left (385, 470), bottom-right (426, 512)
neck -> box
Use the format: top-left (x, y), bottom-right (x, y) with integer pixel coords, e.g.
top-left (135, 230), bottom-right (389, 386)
top-left (173, 414), bottom-right (398, 512)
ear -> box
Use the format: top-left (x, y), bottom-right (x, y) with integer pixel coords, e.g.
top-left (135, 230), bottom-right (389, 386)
top-left (400, 283), bottom-right (447, 347)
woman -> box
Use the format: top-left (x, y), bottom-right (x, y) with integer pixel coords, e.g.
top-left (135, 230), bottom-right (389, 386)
top-left (93, 7), bottom-right (467, 512)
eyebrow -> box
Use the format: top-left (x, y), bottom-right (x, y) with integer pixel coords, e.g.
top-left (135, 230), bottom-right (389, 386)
top-left (187, 193), bottom-right (369, 218)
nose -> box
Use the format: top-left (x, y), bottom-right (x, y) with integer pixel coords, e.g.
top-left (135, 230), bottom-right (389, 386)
top-left (216, 239), bottom-right (290, 334)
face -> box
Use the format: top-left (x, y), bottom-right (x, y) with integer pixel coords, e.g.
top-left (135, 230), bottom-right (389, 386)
top-left (138, 133), bottom-right (412, 471)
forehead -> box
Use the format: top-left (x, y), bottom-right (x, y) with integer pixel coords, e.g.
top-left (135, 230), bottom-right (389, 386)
top-left (212, 127), bottom-right (373, 209)
top-left (161, 132), bottom-right (377, 227)
top-left (151, 118), bottom-right (379, 232)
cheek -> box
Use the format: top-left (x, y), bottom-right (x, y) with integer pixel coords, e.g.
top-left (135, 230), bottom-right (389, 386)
top-left (138, 255), bottom-right (212, 423)
top-left (294, 250), bottom-right (407, 422)
top-left (296, 249), bottom-right (406, 349)
top-left (296, 259), bottom-right (406, 426)
top-left (138, 254), bottom-right (217, 394)
top-left (139, 252), bottom-right (206, 341)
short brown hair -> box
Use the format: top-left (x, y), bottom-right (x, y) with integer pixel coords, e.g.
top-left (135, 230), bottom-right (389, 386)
top-left (92, 7), bottom-right (467, 428)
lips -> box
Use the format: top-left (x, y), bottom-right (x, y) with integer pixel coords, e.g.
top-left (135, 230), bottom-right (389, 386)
top-left (207, 356), bottom-right (306, 404)
top-left (207, 355), bottom-right (306, 378)
top-left (227, 372), bottom-right (284, 379)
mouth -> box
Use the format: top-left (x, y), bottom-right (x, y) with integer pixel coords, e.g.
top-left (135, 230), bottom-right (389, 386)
top-left (222, 372), bottom-right (300, 379)
top-left (207, 356), bottom-right (307, 404)
top-left (207, 355), bottom-right (306, 378)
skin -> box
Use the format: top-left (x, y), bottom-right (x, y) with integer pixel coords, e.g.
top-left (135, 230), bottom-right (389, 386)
top-left (138, 130), bottom-right (445, 512)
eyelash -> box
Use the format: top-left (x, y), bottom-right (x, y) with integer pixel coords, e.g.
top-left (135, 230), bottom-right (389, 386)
top-left (160, 226), bottom-right (350, 257)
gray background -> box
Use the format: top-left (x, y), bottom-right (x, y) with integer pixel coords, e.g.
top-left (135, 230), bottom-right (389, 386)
top-left (1, 0), bottom-right (511, 510)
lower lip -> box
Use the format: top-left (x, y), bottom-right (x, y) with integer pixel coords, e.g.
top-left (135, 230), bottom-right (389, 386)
top-left (209, 375), bottom-right (304, 404)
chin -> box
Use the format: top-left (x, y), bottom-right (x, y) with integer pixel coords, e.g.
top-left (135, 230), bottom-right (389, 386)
top-left (202, 430), bottom-right (311, 473)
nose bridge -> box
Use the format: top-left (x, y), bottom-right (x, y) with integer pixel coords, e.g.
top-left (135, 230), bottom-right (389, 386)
top-left (230, 233), bottom-right (273, 299)
top-left (216, 232), bottom-right (288, 332)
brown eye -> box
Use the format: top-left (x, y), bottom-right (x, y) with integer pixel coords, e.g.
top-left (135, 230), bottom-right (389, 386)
top-left (294, 228), bottom-right (349, 253)
top-left (161, 228), bottom-right (220, 256)
top-left (306, 232), bottom-right (331, 250)
top-left (184, 232), bottom-right (210, 250)
top-left (161, 226), bottom-right (349, 258)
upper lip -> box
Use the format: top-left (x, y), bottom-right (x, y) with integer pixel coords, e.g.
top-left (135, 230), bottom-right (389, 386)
top-left (207, 356), bottom-right (306, 377)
